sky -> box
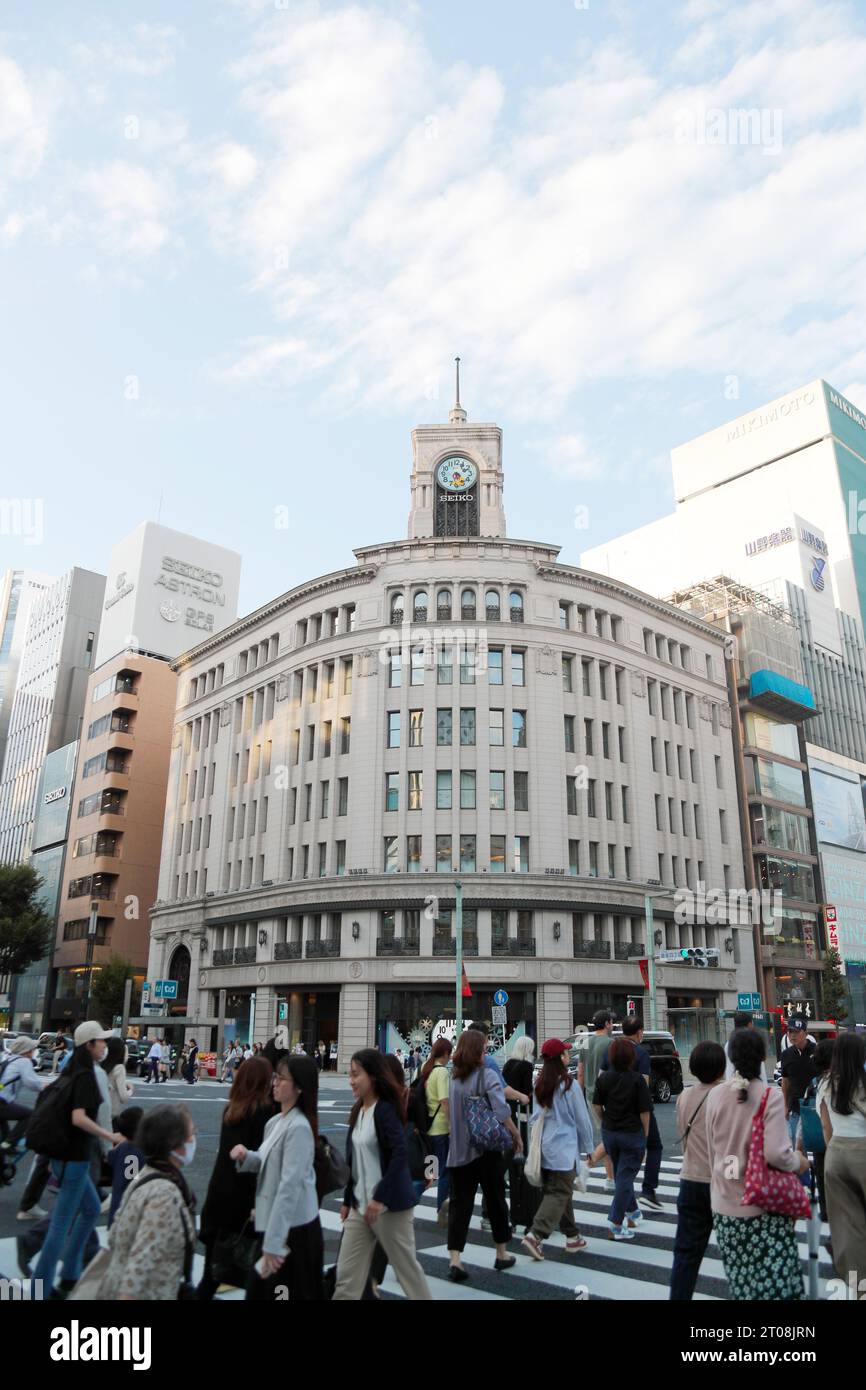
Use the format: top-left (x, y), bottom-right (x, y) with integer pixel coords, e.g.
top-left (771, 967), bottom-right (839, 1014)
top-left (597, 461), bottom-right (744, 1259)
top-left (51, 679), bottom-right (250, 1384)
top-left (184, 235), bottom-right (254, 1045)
top-left (2, 0), bottom-right (866, 618)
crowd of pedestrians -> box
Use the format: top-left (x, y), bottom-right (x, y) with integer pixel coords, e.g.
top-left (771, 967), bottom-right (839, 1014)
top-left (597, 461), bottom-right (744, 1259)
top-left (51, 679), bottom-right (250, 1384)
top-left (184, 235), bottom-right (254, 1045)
top-left (3, 1008), bottom-right (865, 1302)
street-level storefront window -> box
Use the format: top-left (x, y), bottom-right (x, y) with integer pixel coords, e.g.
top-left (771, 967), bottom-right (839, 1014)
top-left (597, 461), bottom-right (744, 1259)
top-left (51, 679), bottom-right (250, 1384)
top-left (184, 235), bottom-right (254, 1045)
top-left (376, 988), bottom-right (536, 1060)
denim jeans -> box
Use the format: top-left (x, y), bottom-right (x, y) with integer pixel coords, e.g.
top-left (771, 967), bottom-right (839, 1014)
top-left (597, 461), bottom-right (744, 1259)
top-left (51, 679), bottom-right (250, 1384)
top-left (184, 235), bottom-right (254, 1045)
top-left (602, 1128), bottom-right (646, 1227)
top-left (641, 1109), bottom-right (663, 1194)
top-left (430, 1134), bottom-right (451, 1210)
top-left (670, 1179), bottom-right (713, 1299)
top-left (33, 1159), bottom-right (102, 1291)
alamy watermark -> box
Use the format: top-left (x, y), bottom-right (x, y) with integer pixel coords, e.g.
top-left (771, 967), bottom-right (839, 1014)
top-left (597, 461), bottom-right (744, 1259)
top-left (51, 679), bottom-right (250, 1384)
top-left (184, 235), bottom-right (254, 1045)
top-left (0, 498), bottom-right (43, 545)
top-left (674, 882), bottom-right (782, 928)
top-left (674, 107), bottom-right (783, 155)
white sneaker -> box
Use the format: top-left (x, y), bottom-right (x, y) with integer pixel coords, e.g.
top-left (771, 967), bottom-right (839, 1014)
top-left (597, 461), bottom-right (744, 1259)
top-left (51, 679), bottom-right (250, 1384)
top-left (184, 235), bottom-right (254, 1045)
top-left (607, 1224), bottom-right (635, 1241)
top-left (604, 1179), bottom-right (615, 1193)
top-left (17, 1206), bottom-right (48, 1221)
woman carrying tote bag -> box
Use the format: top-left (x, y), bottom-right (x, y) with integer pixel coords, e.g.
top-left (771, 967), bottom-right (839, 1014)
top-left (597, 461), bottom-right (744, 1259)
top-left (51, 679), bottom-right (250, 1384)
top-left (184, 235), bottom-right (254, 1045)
top-left (705, 1028), bottom-right (808, 1301)
top-left (521, 1038), bottom-right (594, 1261)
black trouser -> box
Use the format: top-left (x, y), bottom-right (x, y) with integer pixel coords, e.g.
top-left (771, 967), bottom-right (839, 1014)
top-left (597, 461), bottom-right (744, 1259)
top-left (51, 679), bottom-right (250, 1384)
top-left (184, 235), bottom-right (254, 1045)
top-left (196, 1238), bottom-right (220, 1301)
top-left (814, 1150), bottom-right (828, 1221)
top-left (245, 1219), bottom-right (324, 1301)
top-left (448, 1153), bottom-right (511, 1252)
top-left (0, 1099), bottom-right (30, 1148)
top-left (669, 1179), bottom-right (713, 1300)
top-left (19, 1152), bottom-right (51, 1212)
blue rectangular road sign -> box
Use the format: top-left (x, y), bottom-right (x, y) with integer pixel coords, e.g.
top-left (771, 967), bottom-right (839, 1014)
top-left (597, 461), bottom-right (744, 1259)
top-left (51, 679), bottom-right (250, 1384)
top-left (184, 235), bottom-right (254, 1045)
top-left (154, 980), bottom-right (178, 1000)
top-left (737, 993), bottom-right (751, 1010)
top-left (751, 993), bottom-right (762, 1011)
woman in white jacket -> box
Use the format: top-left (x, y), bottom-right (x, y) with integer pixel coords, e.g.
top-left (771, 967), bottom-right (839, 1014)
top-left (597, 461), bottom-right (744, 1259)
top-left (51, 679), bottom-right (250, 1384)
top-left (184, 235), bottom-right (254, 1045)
top-left (103, 1038), bottom-right (135, 1119)
top-left (230, 1053), bottom-right (323, 1300)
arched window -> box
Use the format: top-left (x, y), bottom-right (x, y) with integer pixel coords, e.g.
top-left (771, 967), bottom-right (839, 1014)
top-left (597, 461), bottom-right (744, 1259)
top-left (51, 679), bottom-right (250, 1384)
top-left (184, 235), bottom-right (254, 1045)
top-left (390, 592), bottom-right (404, 625)
top-left (510, 590), bottom-right (524, 623)
top-left (437, 588), bottom-right (452, 620)
top-left (461, 588), bottom-right (476, 620)
top-left (168, 945), bottom-right (191, 1007)
top-left (485, 589), bottom-right (501, 622)
top-left (413, 591), bottom-right (428, 623)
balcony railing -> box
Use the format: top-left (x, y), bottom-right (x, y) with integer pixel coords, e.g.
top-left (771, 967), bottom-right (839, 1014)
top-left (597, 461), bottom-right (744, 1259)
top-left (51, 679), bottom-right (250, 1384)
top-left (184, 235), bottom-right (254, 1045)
top-left (614, 941), bottom-right (645, 961)
top-left (510, 608), bottom-right (524, 623)
top-left (212, 946), bottom-right (257, 967)
top-left (305, 939), bottom-right (341, 959)
top-left (491, 936), bottom-right (535, 957)
top-left (274, 941), bottom-right (302, 961)
top-left (573, 939), bottom-right (611, 959)
top-left (376, 937), bottom-right (421, 957)
top-left (432, 933), bottom-right (478, 956)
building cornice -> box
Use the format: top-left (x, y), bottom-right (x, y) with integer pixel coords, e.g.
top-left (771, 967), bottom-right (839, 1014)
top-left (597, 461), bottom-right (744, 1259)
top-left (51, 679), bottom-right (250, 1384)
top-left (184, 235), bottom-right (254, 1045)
top-left (170, 564), bottom-right (380, 672)
top-left (534, 562), bottom-right (731, 643)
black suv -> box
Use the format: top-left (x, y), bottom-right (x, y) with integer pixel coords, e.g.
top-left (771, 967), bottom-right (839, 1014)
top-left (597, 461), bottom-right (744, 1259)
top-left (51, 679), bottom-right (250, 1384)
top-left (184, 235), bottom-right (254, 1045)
top-left (641, 1032), bottom-right (684, 1102)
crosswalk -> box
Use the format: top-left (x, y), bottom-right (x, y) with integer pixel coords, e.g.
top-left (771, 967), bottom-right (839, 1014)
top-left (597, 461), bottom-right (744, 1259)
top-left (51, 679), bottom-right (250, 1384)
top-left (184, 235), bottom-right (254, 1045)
top-left (0, 1157), bottom-right (835, 1301)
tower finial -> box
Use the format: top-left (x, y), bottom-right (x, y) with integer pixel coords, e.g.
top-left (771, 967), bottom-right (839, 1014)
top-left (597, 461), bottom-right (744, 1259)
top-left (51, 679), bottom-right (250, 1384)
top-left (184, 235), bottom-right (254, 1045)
top-left (449, 355), bottom-right (467, 424)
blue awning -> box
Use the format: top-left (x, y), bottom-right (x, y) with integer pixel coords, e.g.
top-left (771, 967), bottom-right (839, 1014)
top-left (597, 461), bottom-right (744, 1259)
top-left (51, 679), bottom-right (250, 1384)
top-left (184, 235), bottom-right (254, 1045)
top-left (748, 669), bottom-right (817, 720)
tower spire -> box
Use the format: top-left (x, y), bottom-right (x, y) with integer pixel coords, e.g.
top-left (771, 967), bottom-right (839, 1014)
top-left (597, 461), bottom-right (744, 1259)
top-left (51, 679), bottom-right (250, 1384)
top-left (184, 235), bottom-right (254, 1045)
top-left (449, 354), bottom-right (467, 424)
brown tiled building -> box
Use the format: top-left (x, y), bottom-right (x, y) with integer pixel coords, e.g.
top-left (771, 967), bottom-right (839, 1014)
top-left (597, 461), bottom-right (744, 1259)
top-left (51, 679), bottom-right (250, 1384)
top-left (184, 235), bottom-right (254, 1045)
top-left (50, 650), bottom-right (178, 1025)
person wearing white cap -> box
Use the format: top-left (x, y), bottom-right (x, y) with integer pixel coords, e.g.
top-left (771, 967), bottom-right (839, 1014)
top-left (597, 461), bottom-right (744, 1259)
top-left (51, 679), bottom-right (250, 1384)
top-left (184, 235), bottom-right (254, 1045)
top-left (32, 1021), bottom-right (123, 1299)
top-left (0, 1037), bottom-right (49, 1150)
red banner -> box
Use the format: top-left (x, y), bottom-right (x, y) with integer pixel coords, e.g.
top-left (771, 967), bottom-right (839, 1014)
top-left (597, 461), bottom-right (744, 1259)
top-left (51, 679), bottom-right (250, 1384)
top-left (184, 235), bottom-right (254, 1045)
top-left (461, 964), bottom-right (472, 998)
top-left (638, 958), bottom-right (649, 989)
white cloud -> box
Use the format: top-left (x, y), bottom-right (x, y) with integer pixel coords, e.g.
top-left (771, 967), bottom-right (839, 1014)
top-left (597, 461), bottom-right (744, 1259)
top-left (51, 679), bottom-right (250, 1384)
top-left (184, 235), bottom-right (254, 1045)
top-left (80, 161), bottom-right (173, 256)
top-left (529, 434), bottom-right (603, 481)
top-left (0, 52), bottom-right (50, 181)
top-left (71, 24), bottom-right (178, 78)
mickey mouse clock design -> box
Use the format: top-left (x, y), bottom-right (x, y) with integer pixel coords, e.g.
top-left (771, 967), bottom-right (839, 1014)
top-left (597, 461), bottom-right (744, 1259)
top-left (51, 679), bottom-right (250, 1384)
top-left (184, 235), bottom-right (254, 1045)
top-left (436, 456), bottom-right (477, 492)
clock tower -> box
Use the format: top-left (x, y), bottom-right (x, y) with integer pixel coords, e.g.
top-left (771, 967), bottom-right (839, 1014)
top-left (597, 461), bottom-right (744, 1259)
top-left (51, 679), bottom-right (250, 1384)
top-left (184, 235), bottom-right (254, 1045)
top-left (407, 361), bottom-right (507, 540)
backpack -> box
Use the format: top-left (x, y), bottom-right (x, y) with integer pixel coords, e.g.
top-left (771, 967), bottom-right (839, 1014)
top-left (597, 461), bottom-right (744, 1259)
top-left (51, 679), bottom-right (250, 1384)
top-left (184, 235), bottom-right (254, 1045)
top-left (24, 1072), bottom-right (77, 1158)
top-left (408, 1071), bottom-right (439, 1136)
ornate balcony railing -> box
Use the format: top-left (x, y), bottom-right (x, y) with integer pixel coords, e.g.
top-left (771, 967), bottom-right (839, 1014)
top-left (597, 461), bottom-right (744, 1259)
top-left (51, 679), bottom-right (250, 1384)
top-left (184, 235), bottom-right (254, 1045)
top-left (305, 940), bottom-right (341, 959)
top-left (274, 941), bottom-right (302, 961)
top-left (491, 936), bottom-right (535, 957)
top-left (376, 938), bottom-right (421, 957)
top-left (573, 939), bottom-right (611, 960)
top-left (614, 941), bottom-right (645, 961)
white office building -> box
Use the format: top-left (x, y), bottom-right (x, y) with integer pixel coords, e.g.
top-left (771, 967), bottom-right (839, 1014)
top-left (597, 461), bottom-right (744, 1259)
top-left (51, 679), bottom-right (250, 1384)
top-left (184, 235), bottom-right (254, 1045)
top-left (145, 393), bottom-right (758, 1066)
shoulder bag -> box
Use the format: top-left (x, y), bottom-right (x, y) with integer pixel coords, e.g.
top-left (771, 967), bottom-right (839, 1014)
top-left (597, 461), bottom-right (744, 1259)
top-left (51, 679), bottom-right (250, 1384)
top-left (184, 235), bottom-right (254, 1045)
top-left (524, 1108), bottom-right (547, 1188)
top-left (464, 1066), bottom-right (514, 1154)
top-left (741, 1089), bottom-right (810, 1220)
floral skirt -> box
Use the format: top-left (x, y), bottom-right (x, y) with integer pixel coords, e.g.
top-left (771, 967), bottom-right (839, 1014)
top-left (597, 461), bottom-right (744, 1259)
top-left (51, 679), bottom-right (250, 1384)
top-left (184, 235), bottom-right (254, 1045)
top-left (713, 1212), bottom-right (804, 1301)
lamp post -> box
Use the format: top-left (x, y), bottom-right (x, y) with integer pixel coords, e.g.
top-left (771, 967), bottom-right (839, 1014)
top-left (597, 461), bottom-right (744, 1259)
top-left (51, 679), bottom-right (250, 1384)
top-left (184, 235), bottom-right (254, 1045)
top-left (643, 890), bottom-right (670, 1032)
top-left (83, 899), bottom-right (100, 1020)
top-left (455, 879), bottom-right (464, 1040)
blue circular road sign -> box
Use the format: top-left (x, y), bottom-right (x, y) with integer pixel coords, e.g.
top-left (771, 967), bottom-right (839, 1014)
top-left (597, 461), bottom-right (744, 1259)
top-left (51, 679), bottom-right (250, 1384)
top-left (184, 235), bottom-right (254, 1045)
top-left (493, 989), bottom-right (509, 1007)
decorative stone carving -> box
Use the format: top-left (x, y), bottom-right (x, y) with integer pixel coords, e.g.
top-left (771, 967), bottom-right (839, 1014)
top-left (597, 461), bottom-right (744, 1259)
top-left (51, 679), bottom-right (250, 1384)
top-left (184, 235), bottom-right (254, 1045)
top-left (700, 697), bottom-right (712, 722)
top-left (198, 972), bottom-right (207, 988)
top-left (358, 648), bottom-right (378, 678)
top-left (535, 644), bottom-right (558, 676)
top-left (257, 967), bottom-right (267, 983)
top-left (349, 961), bottom-right (363, 979)
top-left (631, 671), bottom-right (646, 698)
top-left (549, 962), bottom-right (565, 981)
top-left (171, 725), bottom-right (182, 749)
top-left (220, 702), bottom-right (231, 727)
top-left (719, 705), bottom-right (732, 729)
top-left (275, 675), bottom-right (289, 702)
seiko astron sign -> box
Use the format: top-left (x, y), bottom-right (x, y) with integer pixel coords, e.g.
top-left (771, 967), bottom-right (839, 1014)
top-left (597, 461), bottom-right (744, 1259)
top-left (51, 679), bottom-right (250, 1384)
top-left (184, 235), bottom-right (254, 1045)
top-left (94, 522), bottom-right (242, 667)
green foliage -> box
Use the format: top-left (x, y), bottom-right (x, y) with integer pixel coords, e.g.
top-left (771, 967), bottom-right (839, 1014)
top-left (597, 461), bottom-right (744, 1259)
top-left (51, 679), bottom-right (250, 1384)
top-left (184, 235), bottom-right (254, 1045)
top-left (820, 947), bottom-right (849, 1023)
top-left (0, 863), bottom-right (55, 977)
top-left (90, 956), bottom-right (140, 1027)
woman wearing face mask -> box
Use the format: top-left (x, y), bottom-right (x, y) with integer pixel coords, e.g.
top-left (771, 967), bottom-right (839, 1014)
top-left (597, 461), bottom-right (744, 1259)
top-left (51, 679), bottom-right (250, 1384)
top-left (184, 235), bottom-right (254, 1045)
top-left (74, 1103), bottom-right (198, 1300)
top-left (230, 1054), bottom-right (324, 1301)
top-left (33, 1021), bottom-right (124, 1300)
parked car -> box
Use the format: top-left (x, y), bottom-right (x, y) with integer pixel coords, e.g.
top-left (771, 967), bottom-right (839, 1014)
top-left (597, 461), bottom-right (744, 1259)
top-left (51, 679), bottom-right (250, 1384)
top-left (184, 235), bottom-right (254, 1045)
top-left (123, 1039), bottom-right (143, 1075)
top-left (35, 1034), bottom-right (73, 1071)
top-left (566, 1027), bottom-right (684, 1103)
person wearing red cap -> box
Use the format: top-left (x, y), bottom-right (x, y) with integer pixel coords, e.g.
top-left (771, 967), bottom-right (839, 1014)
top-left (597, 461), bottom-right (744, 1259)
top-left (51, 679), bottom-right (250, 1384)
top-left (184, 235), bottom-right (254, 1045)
top-left (521, 1039), bottom-right (594, 1261)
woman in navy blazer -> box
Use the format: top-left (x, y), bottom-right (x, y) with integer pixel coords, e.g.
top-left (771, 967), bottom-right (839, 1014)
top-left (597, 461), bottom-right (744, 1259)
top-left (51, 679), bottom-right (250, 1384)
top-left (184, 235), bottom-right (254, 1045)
top-left (333, 1049), bottom-right (431, 1300)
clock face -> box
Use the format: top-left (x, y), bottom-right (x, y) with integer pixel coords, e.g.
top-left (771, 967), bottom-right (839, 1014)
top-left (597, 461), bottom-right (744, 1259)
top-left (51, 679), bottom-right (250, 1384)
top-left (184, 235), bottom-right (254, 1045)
top-left (436, 456), bottom-right (477, 492)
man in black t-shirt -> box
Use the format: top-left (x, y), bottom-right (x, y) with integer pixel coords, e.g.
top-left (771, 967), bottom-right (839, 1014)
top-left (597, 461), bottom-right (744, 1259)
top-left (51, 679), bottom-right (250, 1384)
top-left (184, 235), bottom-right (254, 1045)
top-left (780, 1017), bottom-right (817, 1148)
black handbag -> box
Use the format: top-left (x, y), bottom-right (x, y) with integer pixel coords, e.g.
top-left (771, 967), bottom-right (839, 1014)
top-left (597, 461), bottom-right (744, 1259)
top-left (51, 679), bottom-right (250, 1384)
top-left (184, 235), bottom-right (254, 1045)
top-left (211, 1220), bottom-right (259, 1286)
top-left (314, 1134), bottom-right (351, 1203)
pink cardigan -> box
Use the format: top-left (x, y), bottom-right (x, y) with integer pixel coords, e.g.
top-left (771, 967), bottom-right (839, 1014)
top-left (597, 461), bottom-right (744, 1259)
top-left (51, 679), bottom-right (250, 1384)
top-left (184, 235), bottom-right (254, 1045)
top-left (705, 1079), bottom-right (801, 1218)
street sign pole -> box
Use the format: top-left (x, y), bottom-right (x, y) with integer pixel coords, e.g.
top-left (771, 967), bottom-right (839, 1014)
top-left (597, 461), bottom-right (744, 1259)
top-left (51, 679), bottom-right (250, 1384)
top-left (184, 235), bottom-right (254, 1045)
top-left (644, 894), bottom-right (658, 1031)
top-left (455, 879), bottom-right (463, 1041)
top-left (120, 978), bottom-right (133, 1038)
top-left (216, 988), bottom-right (227, 1065)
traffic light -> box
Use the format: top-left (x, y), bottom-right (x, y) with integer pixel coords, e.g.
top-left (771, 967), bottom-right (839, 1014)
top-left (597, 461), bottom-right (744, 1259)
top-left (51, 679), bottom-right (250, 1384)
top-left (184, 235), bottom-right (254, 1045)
top-left (680, 947), bottom-right (709, 968)
top-left (626, 997), bottom-right (637, 1016)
